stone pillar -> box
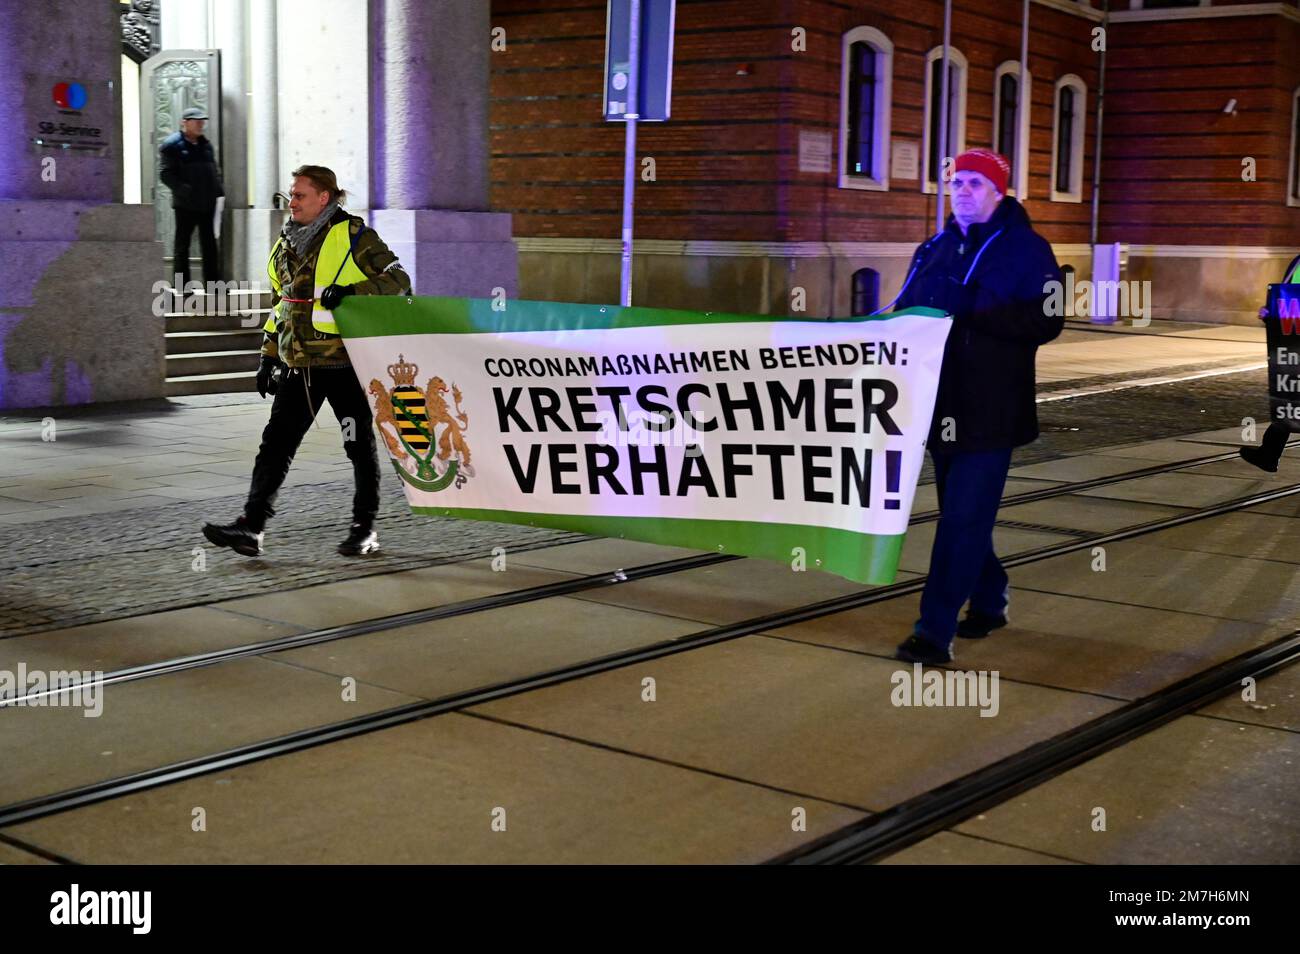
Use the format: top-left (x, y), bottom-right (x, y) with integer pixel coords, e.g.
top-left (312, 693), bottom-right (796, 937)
top-left (161, 0), bottom-right (212, 49)
top-left (366, 0), bottom-right (516, 298)
top-left (0, 0), bottom-right (164, 409)
top-left (238, 0), bottom-right (285, 286)
top-left (214, 0), bottom-right (248, 282)
top-left (370, 0), bottom-right (488, 210)
top-left (249, 0), bottom-right (280, 209)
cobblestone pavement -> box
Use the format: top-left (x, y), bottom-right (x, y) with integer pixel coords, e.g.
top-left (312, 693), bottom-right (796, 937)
top-left (0, 475), bottom-right (581, 638)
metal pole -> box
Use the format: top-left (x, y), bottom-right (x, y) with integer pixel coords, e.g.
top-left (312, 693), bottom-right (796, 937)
top-left (1017, 0), bottom-right (1029, 197)
top-left (935, 0), bottom-right (952, 235)
top-left (619, 0), bottom-right (642, 307)
top-left (1089, 0), bottom-right (1109, 249)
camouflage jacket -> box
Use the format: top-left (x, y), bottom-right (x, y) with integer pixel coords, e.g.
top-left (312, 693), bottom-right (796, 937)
top-left (261, 208), bottom-right (411, 368)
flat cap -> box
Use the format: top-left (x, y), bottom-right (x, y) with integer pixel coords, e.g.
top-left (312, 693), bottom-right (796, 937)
top-left (181, 106), bottom-right (208, 120)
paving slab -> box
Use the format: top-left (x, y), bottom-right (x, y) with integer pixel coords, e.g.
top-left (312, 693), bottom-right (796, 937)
top-left (0, 605), bottom-right (299, 675)
top-left (470, 635), bottom-right (1120, 811)
top-left (1181, 456), bottom-right (1300, 482)
top-left (1196, 660), bottom-right (1300, 734)
top-left (1009, 454), bottom-right (1171, 483)
top-left (1173, 426), bottom-right (1261, 445)
top-left (218, 559), bottom-right (579, 629)
top-left (508, 538), bottom-right (709, 576)
top-left (3, 712), bottom-right (864, 864)
top-left (0, 839), bottom-right (56, 865)
top-left (764, 588), bottom-right (1285, 699)
top-left (1140, 511), bottom-right (1300, 565)
top-left (0, 657), bottom-right (419, 806)
top-left (1010, 540), bottom-right (1300, 625)
top-left (271, 594), bottom-right (706, 701)
top-left (880, 831), bottom-right (1077, 865)
top-left (996, 495), bottom-right (1187, 533)
top-left (898, 523), bottom-right (1076, 575)
top-left (1092, 439), bottom-right (1247, 463)
top-left (566, 556), bottom-right (914, 627)
top-left (951, 716), bottom-right (1300, 864)
top-left (1244, 490), bottom-right (1300, 517)
top-left (1074, 470), bottom-right (1277, 509)
top-left (912, 476), bottom-right (1062, 516)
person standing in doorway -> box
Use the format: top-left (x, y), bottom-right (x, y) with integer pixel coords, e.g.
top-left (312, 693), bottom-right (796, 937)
top-left (158, 106), bottom-right (224, 295)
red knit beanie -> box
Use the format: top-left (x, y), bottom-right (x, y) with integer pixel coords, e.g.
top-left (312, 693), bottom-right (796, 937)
top-left (953, 149), bottom-right (1010, 194)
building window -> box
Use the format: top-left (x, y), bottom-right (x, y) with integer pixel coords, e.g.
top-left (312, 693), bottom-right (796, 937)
top-left (922, 46), bottom-right (968, 194)
top-left (852, 268), bottom-right (880, 316)
top-left (839, 27), bottom-right (894, 192)
top-left (1051, 74), bottom-right (1086, 203)
top-left (1289, 88), bottom-right (1300, 207)
top-left (993, 61), bottom-right (1031, 196)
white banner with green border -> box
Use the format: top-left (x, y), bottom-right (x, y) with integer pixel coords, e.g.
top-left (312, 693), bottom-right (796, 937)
top-left (335, 297), bottom-right (951, 585)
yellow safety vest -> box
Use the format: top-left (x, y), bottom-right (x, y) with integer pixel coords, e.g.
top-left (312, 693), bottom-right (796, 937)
top-left (262, 220), bottom-right (369, 336)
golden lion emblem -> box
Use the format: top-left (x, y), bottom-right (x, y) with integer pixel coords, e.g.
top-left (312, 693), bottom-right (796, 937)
top-left (368, 354), bottom-right (474, 487)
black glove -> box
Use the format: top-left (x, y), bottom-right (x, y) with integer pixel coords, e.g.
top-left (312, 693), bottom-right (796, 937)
top-left (934, 277), bottom-right (978, 320)
top-left (320, 284), bottom-right (355, 311)
top-left (256, 355), bottom-right (283, 398)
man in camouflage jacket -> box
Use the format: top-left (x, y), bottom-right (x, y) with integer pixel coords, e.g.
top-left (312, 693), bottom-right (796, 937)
top-left (202, 166), bottom-right (411, 558)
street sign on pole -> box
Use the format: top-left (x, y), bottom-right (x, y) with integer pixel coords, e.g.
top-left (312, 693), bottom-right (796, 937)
top-left (605, 0), bottom-right (676, 307)
top-left (604, 0), bottom-right (676, 122)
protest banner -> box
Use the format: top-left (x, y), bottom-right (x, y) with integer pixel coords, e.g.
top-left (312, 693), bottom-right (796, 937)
top-left (336, 297), bottom-right (951, 584)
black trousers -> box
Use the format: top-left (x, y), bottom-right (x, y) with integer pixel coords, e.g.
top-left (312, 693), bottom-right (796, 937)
top-left (1255, 421), bottom-right (1291, 468)
top-left (173, 206), bottom-right (221, 289)
top-left (244, 366), bottom-right (381, 532)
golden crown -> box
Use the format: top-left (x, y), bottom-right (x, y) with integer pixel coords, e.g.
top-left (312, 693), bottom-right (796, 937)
top-left (388, 354), bottom-right (418, 386)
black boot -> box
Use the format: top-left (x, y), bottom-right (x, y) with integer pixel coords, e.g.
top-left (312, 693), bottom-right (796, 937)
top-left (338, 523), bottom-right (380, 556)
top-left (202, 516), bottom-right (264, 556)
top-left (1240, 422), bottom-right (1288, 473)
top-left (957, 609), bottom-right (1009, 639)
top-left (895, 632), bottom-right (953, 665)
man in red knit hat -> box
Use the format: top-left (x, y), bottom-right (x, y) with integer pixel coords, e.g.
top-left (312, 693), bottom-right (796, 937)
top-left (893, 148), bottom-right (1064, 665)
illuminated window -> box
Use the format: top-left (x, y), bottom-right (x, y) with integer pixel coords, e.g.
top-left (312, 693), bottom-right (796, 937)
top-left (839, 27), bottom-right (893, 191)
top-left (922, 46), bottom-right (968, 193)
top-left (1051, 75), bottom-right (1086, 203)
top-left (993, 61), bottom-right (1031, 196)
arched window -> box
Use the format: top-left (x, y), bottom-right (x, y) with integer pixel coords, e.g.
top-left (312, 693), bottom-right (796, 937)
top-left (1051, 75), bottom-right (1087, 202)
top-left (839, 27), bottom-right (894, 191)
top-left (993, 61), bottom-right (1031, 197)
top-left (851, 268), bottom-right (880, 316)
top-left (922, 46), bottom-right (968, 193)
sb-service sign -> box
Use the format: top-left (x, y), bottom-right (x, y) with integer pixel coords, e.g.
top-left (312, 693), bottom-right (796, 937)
top-left (27, 74), bottom-right (112, 155)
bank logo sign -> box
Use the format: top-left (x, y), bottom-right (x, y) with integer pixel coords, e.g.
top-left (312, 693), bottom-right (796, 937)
top-left (51, 81), bottom-right (87, 110)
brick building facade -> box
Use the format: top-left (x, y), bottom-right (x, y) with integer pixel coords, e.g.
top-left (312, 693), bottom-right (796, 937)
top-left (491, 0), bottom-right (1300, 323)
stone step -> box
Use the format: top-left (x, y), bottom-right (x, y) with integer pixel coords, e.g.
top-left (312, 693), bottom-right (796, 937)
top-left (166, 349), bottom-right (261, 378)
top-left (165, 310), bottom-right (270, 334)
top-left (166, 328), bottom-right (265, 355)
top-left (164, 370), bottom-right (258, 397)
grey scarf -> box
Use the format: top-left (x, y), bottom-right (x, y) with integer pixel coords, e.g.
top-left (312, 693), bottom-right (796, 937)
top-left (280, 199), bottom-right (341, 257)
